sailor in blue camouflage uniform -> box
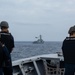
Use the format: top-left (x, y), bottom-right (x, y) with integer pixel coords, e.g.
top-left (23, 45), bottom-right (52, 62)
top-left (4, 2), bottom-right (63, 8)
top-left (0, 42), bottom-right (5, 75)
top-left (0, 41), bottom-right (11, 75)
top-left (0, 21), bottom-right (15, 75)
top-left (62, 25), bottom-right (75, 75)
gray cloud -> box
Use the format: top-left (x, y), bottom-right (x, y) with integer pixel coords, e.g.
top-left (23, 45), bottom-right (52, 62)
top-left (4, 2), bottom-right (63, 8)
top-left (0, 0), bottom-right (75, 41)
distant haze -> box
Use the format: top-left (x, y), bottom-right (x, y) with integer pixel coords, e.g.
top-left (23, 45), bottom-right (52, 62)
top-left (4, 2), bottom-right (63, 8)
top-left (0, 0), bottom-right (75, 41)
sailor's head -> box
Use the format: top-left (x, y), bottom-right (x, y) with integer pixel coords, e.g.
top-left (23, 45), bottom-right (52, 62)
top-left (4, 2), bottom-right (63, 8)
top-left (68, 25), bottom-right (75, 36)
top-left (0, 21), bottom-right (9, 29)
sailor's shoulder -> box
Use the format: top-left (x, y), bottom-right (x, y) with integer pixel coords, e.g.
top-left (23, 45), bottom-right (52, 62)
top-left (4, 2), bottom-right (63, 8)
top-left (0, 32), bottom-right (11, 36)
top-left (65, 37), bottom-right (75, 40)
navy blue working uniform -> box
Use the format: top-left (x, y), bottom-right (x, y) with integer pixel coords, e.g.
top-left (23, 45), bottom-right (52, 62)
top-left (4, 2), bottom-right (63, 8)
top-left (62, 25), bottom-right (75, 75)
top-left (0, 31), bottom-right (14, 75)
top-left (0, 43), bottom-right (4, 75)
top-left (0, 32), bottom-right (14, 53)
top-left (0, 43), bottom-right (11, 75)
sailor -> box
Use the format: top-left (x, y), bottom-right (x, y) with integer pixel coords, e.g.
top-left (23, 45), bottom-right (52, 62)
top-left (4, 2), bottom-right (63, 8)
top-left (62, 25), bottom-right (75, 75)
top-left (0, 42), bottom-right (11, 75)
top-left (0, 42), bottom-right (4, 75)
top-left (0, 21), bottom-right (15, 75)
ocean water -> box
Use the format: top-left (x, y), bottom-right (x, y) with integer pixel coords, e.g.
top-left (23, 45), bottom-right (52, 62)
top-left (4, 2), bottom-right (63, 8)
top-left (11, 41), bottom-right (62, 61)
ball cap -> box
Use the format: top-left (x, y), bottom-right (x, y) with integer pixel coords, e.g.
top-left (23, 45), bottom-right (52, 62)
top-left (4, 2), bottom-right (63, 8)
top-left (68, 25), bottom-right (75, 34)
top-left (0, 21), bottom-right (9, 28)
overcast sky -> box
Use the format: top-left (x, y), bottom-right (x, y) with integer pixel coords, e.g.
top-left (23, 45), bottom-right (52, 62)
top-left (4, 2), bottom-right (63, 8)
top-left (0, 0), bottom-right (75, 41)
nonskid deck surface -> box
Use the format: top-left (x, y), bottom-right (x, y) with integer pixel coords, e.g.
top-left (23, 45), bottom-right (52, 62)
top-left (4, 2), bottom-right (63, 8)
top-left (12, 53), bottom-right (64, 75)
